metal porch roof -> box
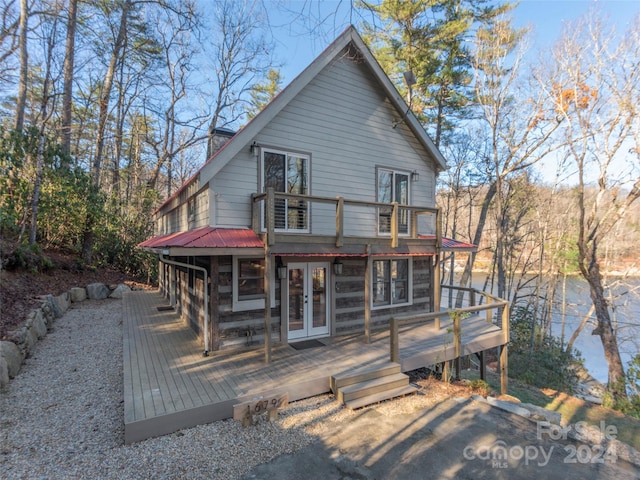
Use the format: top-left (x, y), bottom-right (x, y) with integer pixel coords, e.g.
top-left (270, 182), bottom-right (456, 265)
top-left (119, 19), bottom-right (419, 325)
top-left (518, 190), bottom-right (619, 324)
top-left (138, 227), bottom-right (264, 250)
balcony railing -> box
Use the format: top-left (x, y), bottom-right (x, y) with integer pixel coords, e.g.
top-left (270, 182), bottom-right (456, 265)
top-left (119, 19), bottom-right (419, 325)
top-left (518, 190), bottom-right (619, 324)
top-left (389, 285), bottom-right (510, 393)
top-left (252, 187), bottom-right (441, 247)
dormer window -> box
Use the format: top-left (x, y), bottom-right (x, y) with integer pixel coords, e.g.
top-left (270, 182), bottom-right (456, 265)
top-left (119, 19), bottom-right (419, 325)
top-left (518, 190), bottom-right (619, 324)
top-left (261, 148), bottom-right (310, 232)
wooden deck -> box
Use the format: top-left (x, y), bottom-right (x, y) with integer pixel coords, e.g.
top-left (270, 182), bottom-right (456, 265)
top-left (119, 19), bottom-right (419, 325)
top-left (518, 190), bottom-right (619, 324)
top-left (123, 290), bottom-right (505, 443)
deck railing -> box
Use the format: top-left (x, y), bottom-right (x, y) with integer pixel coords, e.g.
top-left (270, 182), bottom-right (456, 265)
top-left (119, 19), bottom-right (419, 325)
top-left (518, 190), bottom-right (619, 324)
top-left (252, 187), bottom-right (440, 247)
top-left (389, 285), bottom-right (510, 392)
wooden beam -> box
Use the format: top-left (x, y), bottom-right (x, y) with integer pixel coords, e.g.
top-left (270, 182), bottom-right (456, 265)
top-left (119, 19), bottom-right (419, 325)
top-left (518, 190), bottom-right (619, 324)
top-left (500, 344), bottom-right (508, 395)
top-left (264, 250), bottom-right (272, 363)
top-left (364, 254), bottom-right (371, 344)
top-left (336, 196), bottom-right (344, 247)
top-left (391, 202), bottom-right (398, 248)
top-left (266, 187), bottom-right (275, 246)
top-left (390, 317), bottom-right (399, 363)
top-left (209, 256), bottom-right (220, 351)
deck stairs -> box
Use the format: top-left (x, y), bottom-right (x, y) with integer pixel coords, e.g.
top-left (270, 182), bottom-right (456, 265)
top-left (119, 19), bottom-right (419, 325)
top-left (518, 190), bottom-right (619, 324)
top-left (330, 361), bottom-right (417, 410)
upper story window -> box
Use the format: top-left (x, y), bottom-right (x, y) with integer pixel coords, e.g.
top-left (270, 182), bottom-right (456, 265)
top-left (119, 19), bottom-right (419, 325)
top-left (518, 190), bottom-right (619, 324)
top-left (261, 148), bottom-right (310, 232)
top-left (377, 168), bottom-right (410, 235)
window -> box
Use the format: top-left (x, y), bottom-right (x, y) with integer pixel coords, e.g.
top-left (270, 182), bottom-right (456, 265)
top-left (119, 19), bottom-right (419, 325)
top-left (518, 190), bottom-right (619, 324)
top-left (262, 149), bottom-right (310, 232)
top-left (232, 257), bottom-right (276, 311)
top-left (377, 168), bottom-right (410, 235)
top-left (372, 258), bottom-right (411, 308)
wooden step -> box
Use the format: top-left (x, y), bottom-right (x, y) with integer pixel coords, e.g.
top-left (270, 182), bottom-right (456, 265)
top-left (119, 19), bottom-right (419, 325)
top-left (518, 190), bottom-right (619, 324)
top-left (345, 384), bottom-right (418, 410)
top-left (337, 372), bottom-right (410, 403)
top-left (330, 362), bottom-right (401, 393)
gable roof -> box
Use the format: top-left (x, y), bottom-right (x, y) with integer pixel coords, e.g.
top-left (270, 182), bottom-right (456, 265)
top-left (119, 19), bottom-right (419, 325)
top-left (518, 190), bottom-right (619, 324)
top-left (156, 25), bottom-right (446, 214)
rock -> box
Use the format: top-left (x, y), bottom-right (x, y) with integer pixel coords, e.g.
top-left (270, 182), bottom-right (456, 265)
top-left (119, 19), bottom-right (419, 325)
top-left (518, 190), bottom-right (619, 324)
top-left (86, 283), bottom-right (110, 300)
top-left (22, 326), bottom-right (38, 356)
top-left (0, 357), bottom-right (8, 389)
top-left (520, 403), bottom-right (562, 425)
top-left (28, 311), bottom-right (48, 339)
top-left (70, 287), bottom-right (87, 303)
top-left (109, 283), bottom-right (131, 299)
top-left (486, 396), bottom-right (532, 418)
top-left (47, 292), bottom-right (71, 317)
top-left (0, 341), bottom-right (24, 378)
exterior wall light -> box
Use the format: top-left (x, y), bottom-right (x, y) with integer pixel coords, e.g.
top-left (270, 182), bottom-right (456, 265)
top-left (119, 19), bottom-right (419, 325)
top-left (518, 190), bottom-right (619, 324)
top-left (250, 141), bottom-right (260, 158)
top-left (333, 259), bottom-right (343, 275)
top-left (277, 265), bottom-right (288, 280)
top-left (411, 170), bottom-right (419, 182)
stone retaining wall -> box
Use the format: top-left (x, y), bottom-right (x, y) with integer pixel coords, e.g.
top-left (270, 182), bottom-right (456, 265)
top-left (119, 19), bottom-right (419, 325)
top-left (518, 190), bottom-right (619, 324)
top-left (0, 282), bottom-right (131, 388)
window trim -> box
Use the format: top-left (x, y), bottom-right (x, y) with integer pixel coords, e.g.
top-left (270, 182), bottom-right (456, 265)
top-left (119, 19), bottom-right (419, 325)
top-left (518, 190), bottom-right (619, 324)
top-left (370, 257), bottom-right (413, 310)
top-left (260, 147), bottom-right (311, 233)
top-left (376, 167), bottom-right (411, 236)
top-left (232, 256), bottom-right (276, 312)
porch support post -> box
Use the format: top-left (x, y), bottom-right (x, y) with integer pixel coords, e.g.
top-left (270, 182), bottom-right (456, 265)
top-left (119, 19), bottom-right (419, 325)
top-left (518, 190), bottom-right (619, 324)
top-left (364, 252), bottom-right (371, 344)
top-left (478, 350), bottom-right (486, 381)
top-left (390, 202), bottom-right (398, 248)
top-left (264, 249), bottom-right (272, 363)
top-left (499, 344), bottom-right (508, 395)
top-left (210, 256), bottom-right (220, 351)
top-left (433, 253), bottom-right (441, 313)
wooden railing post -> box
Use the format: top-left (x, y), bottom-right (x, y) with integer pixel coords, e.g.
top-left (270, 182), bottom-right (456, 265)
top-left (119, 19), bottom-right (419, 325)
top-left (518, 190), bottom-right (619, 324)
top-left (265, 187), bottom-right (275, 246)
top-left (391, 202), bottom-right (398, 248)
top-left (336, 196), bottom-right (344, 247)
top-left (485, 296), bottom-right (492, 323)
top-left (390, 317), bottom-right (399, 363)
top-left (453, 312), bottom-right (461, 380)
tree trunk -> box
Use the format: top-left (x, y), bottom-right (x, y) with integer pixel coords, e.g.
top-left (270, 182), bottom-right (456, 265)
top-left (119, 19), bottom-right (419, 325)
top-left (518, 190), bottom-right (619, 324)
top-left (14, 0), bottom-right (28, 131)
top-left (82, 0), bottom-right (131, 263)
top-left (584, 261), bottom-right (627, 400)
top-left (61, 0), bottom-right (78, 155)
top-left (456, 181), bottom-right (497, 306)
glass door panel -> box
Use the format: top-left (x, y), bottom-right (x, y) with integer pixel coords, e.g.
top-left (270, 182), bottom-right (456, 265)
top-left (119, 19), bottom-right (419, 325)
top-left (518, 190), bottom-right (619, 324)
top-left (287, 263), bottom-right (330, 340)
top-left (288, 267), bottom-right (305, 337)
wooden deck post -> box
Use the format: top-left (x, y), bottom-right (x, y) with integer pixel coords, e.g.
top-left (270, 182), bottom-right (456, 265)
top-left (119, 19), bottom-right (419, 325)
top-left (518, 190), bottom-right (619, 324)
top-left (264, 250), bottom-right (272, 363)
top-left (453, 313), bottom-right (461, 380)
top-left (209, 257), bottom-right (220, 351)
top-left (336, 196), bottom-right (344, 247)
top-left (433, 254), bottom-right (441, 314)
top-left (266, 187), bottom-right (275, 246)
top-left (391, 202), bottom-right (398, 248)
top-left (500, 344), bottom-right (508, 395)
top-left (390, 317), bottom-right (399, 363)
top-left (364, 253), bottom-right (371, 344)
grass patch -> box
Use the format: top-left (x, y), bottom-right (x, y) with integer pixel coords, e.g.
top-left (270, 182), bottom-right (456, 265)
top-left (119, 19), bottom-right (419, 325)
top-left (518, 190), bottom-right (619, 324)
top-left (461, 369), bottom-right (640, 452)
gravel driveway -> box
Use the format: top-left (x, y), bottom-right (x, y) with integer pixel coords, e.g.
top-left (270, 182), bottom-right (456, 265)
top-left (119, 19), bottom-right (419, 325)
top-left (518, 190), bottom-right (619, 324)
top-left (2, 298), bottom-right (639, 480)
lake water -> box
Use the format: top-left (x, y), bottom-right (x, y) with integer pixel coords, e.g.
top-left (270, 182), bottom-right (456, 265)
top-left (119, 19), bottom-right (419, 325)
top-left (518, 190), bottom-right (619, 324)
top-left (447, 275), bottom-right (640, 385)
top-left (546, 276), bottom-right (640, 385)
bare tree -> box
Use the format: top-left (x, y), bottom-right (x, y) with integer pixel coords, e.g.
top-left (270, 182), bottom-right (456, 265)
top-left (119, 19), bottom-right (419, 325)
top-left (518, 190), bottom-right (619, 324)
top-left (14, 0), bottom-right (28, 131)
top-left (60, 0), bottom-right (77, 155)
top-left (552, 12), bottom-right (640, 400)
top-left (204, 0), bottom-right (274, 158)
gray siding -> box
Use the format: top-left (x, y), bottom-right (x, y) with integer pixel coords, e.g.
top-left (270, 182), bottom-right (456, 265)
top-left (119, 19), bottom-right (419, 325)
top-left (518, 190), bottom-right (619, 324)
top-left (209, 48), bottom-right (438, 234)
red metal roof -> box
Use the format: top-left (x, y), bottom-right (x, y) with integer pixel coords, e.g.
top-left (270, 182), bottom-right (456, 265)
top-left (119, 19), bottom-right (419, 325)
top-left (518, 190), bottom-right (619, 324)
top-left (419, 235), bottom-right (477, 251)
top-left (138, 227), bottom-right (264, 249)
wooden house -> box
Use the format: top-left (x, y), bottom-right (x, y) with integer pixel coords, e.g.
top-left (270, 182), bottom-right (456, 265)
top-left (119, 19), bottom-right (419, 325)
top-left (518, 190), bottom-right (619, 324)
top-left (139, 26), bottom-right (480, 358)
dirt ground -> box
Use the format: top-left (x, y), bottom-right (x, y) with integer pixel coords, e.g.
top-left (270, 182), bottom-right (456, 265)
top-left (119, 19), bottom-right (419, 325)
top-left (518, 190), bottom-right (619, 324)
top-left (0, 247), bottom-right (144, 340)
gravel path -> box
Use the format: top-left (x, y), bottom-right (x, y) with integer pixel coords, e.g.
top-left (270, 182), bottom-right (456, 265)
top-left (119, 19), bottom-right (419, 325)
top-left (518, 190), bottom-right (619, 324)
top-left (0, 298), bottom-right (357, 480)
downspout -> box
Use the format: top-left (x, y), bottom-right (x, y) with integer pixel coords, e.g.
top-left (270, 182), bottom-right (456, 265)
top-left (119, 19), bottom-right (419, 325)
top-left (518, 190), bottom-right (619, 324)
top-left (159, 252), bottom-right (210, 356)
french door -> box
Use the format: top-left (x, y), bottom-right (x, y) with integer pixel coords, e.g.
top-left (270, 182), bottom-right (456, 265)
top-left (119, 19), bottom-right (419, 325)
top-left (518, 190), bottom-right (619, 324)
top-left (287, 262), bottom-right (330, 340)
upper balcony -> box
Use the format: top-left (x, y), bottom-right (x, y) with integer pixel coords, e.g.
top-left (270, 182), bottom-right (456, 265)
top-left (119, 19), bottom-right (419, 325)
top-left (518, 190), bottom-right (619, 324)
top-left (252, 187), bottom-right (441, 252)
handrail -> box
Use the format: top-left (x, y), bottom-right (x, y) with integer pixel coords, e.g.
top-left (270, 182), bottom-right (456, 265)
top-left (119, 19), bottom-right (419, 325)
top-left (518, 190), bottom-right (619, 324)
top-left (252, 188), bottom-right (440, 247)
top-left (389, 288), bottom-right (509, 365)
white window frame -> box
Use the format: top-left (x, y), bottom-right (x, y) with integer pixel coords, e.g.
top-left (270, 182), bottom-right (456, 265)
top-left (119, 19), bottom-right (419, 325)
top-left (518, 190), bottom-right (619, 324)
top-left (376, 167), bottom-right (411, 236)
top-left (260, 147), bottom-right (311, 233)
top-left (232, 256), bottom-right (276, 312)
top-left (370, 257), bottom-right (413, 310)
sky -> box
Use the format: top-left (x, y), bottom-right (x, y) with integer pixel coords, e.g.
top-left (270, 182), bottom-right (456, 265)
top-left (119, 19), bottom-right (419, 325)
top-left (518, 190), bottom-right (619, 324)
top-left (267, 0), bottom-right (640, 86)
